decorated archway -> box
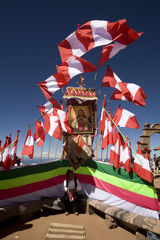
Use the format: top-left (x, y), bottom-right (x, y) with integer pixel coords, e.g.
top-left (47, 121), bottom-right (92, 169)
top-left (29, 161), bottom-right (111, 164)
top-left (140, 123), bottom-right (160, 157)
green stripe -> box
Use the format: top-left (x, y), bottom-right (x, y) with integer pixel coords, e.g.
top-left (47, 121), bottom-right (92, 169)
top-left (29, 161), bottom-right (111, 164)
top-left (0, 160), bottom-right (153, 187)
top-left (0, 163), bottom-right (157, 200)
top-left (0, 167), bottom-right (71, 190)
top-left (0, 160), bottom-right (71, 180)
top-left (75, 166), bottom-right (157, 199)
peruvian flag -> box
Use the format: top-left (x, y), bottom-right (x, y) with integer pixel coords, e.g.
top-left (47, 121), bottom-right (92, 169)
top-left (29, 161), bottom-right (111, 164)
top-left (110, 132), bottom-right (124, 169)
top-left (111, 82), bottom-right (146, 107)
top-left (21, 128), bottom-right (34, 160)
top-left (120, 138), bottom-right (132, 173)
top-left (43, 110), bottom-right (62, 140)
top-left (112, 106), bottom-right (140, 129)
top-left (34, 121), bottom-right (45, 147)
top-left (1, 135), bottom-right (12, 170)
top-left (37, 73), bottom-right (68, 100)
top-left (133, 143), bottom-right (153, 183)
top-left (10, 130), bottom-right (20, 166)
top-left (99, 98), bottom-right (106, 135)
top-left (101, 112), bottom-right (113, 149)
top-left (101, 65), bottom-right (129, 95)
top-left (98, 29), bottom-right (143, 67)
top-left (38, 97), bottom-right (61, 116)
top-left (102, 66), bottom-right (146, 107)
top-left (58, 19), bottom-right (134, 62)
top-left (0, 140), bottom-right (2, 161)
top-left (57, 55), bottom-right (97, 82)
top-left (57, 109), bottom-right (72, 134)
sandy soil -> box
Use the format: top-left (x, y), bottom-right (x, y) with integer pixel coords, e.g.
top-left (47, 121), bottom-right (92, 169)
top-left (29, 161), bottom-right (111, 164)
top-left (0, 212), bottom-right (136, 240)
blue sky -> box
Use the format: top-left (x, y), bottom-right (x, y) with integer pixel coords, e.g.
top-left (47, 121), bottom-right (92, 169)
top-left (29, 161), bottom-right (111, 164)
top-left (0, 0), bottom-right (160, 160)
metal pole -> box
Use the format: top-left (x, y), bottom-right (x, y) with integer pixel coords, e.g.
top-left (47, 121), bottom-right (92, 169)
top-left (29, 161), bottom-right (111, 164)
top-left (55, 139), bottom-right (58, 160)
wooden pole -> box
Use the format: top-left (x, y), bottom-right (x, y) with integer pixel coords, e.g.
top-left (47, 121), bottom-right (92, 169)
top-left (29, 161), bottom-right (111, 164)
top-left (106, 146), bottom-right (108, 163)
top-left (95, 134), bottom-right (98, 161)
top-left (48, 136), bottom-right (51, 162)
top-left (55, 139), bottom-right (58, 160)
top-left (40, 145), bottom-right (43, 163)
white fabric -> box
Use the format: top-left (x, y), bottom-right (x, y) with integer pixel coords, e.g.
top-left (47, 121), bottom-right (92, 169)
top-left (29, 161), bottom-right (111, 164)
top-left (91, 20), bottom-right (112, 47)
top-left (25, 135), bottom-right (34, 147)
top-left (48, 116), bottom-right (58, 136)
top-left (66, 31), bottom-right (86, 57)
top-left (109, 41), bottom-right (126, 58)
top-left (45, 75), bottom-right (59, 95)
top-left (118, 109), bottom-right (134, 127)
top-left (67, 56), bottom-right (83, 79)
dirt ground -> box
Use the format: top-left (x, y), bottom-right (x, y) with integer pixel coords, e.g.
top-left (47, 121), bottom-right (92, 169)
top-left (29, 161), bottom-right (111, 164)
top-left (0, 177), bottom-right (160, 240)
top-left (0, 212), bottom-right (136, 240)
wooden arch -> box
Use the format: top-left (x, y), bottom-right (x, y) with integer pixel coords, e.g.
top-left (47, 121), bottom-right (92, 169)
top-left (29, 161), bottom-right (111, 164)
top-left (140, 123), bottom-right (160, 156)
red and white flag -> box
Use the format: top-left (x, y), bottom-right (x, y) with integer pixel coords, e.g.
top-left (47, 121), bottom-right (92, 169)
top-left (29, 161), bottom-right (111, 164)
top-left (21, 128), bottom-right (34, 160)
top-left (112, 106), bottom-right (140, 129)
top-left (1, 135), bottom-right (13, 170)
top-left (101, 112), bottom-right (114, 149)
top-left (110, 132), bottom-right (124, 169)
top-left (101, 65), bottom-right (129, 95)
top-left (34, 121), bottom-right (45, 147)
top-left (44, 110), bottom-right (62, 140)
top-left (10, 130), bottom-right (20, 165)
top-left (0, 140), bottom-right (2, 162)
top-left (102, 66), bottom-right (146, 107)
top-left (99, 98), bottom-right (106, 135)
top-left (133, 143), bottom-right (153, 183)
top-left (57, 109), bottom-right (72, 134)
top-left (58, 19), bottom-right (131, 62)
top-left (57, 56), bottom-right (97, 81)
top-left (98, 29), bottom-right (143, 67)
top-left (111, 82), bottom-right (146, 107)
top-left (38, 97), bottom-right (61, 116)
top-left (120, 138), bottom-right (132, 173)
top-left (37, 73), bottom-right (68, 100)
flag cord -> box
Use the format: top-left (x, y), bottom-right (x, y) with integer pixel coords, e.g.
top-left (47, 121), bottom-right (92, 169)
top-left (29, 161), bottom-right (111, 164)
top-left (105, 108), bottom-right (143, 165)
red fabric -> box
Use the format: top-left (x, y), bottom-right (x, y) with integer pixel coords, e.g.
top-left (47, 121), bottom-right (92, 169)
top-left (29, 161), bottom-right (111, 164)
top-left (21, 128), bottom-right (34, 160)
top-left (34, 121), bottom-right (45, 147)
top-left (99, 98), bottom-right (106, 135)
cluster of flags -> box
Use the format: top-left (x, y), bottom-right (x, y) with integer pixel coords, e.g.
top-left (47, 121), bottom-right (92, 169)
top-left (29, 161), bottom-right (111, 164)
top-left (99, 98), bottom-right (153, 183)
top-left (0, 131), bottom-right (20, 171)
top-left (1, 18), bottom-right (151, 185)
top-left (37, 19), bottom-right (142, 100)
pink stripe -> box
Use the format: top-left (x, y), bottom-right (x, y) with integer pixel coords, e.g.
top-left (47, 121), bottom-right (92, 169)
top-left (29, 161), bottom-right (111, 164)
top-left (77, 174), bottom-right (160, 211)
top-left (0, 175), bottom-right (66, 201)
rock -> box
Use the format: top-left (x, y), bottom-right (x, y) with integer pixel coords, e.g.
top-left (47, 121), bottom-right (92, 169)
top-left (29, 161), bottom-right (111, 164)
top-left (105, 214), bottom-right (118, 229)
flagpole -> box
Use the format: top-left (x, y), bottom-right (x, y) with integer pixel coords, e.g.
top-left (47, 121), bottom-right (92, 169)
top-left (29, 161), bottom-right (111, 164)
top-left (48, 136), bottom-right (51, 162)
top-left (95, 134), bottom-right (98, 161)
top-left (40, 145), bottom-right (43, 163)
top-left (106, 146), bottom-right (108, 162)
top-left (55, 139), bottom-right (58, 160)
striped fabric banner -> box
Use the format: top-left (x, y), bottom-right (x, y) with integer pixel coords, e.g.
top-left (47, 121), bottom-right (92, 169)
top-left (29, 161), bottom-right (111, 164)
top-left (0, 160), bottom-right (159, 219)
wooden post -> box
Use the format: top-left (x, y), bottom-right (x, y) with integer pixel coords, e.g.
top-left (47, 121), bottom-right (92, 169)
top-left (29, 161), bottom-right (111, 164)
top-left (55, 139), bottom-right (58, 160)
top-left (48, 136), bottom-right (51, 162)
top-left (40, 145), bottom-right (43, 163)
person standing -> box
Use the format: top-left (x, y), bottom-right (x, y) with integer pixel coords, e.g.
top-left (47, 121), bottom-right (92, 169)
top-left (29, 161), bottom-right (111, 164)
top-left (64, 169), bottom-right (82, 215)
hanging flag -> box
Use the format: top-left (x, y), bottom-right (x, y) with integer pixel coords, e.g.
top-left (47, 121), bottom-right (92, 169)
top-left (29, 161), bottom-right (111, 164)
top-left (112, 106), bottom-right (140, 129)
top-left (60, 100), bottom-right (63, 110)
top-left (21, 128), bottom-right (34, 160)
top-left (98, 29), bottom-right (143, 67)
top-left (37, 73), bottom-right (68, 100)
top-left (57, 55), bottom-right (97, 82)
top-left (58, 19), bottom-right (131, 62)
top-left (34, 121), bottom-right (45, 147)
top-left (133, 143), bottom-right (153, 183)
top-left (0, 140), bottom-right (2, 162)
top-left (57, 109), bottom-right (72, 134)
top-left (43, 111), bottom-right (62, 140)
top-left (102, 66), bottom-right (146, 107)
top-left (101, 65), bottom-right (129, 95)
top-left (101, 112), bottom-right (113, 149)
top-left (120, 138), bottom-right (132, 173)
top-left (110, 132), bottom-right (124, 169)
top-left (111, 82), bottom-right (146, 107)
top-left (1, 135), bottom-right (12, 170)
top-left (38, 97), bottom-right (61, 116)
top-left (10, 130), bottom-right (20, 166)
top-left (99, 98), bottom-right (107, 135)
